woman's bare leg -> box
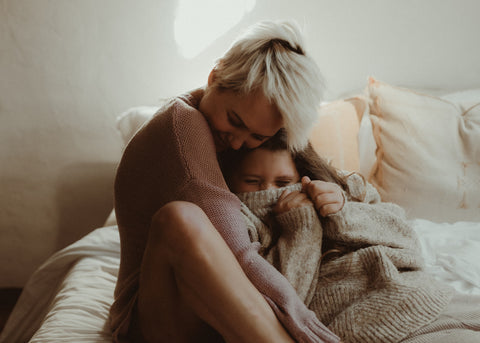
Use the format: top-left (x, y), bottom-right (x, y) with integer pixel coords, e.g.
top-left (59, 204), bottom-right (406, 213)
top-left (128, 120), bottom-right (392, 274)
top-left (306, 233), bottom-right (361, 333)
top-left (136, 201), bottom-right (294, 343)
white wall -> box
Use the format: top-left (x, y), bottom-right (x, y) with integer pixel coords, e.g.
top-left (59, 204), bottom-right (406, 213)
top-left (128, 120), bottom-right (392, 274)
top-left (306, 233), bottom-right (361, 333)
top-left (1, 0), bottom-right (479, 287)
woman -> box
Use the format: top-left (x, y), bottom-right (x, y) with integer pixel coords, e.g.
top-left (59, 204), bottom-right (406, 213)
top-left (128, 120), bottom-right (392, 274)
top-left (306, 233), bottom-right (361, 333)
top-left (109, 21), bottom-right (340, 343)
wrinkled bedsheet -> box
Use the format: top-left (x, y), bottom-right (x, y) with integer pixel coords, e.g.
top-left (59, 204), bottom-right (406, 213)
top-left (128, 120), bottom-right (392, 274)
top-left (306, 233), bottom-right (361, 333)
top-left (1, 219), bottom-right (479, 343)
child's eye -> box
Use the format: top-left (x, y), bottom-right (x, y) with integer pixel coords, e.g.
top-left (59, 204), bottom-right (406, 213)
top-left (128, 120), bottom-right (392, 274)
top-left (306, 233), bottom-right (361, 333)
top-left (275, 180), bottom-right (292, 187)
top-left (244, 179), bottom-right (260, 185)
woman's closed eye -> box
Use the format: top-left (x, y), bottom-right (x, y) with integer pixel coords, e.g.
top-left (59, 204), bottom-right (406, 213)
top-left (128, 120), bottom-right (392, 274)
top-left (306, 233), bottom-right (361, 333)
top-left (227, 111), bottom-right (269, 142)
top-left (227, 111), bottom-right (244, 128)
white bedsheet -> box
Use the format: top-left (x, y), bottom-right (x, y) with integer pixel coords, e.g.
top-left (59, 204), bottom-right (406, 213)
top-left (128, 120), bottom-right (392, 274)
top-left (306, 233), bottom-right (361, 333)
top-left (0, 226), bottom-right (120, 343)
top-left (1, 220), bottom-right (479, 343)
top-left (412, 219), bottom-right (480, 296)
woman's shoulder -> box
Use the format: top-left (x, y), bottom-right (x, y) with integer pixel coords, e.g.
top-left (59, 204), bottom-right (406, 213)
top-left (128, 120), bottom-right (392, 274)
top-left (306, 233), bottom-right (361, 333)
top-left (139, 91), bottom-right (218, 178)
top-left (148, 90), bottom-right (209, 135)
top-left (121, 89), bottom-right (214, 166)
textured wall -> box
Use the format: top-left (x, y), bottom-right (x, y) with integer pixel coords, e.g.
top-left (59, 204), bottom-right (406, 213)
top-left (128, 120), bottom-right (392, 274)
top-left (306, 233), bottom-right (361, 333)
top-left (1, 0), bottom-right (479, 287)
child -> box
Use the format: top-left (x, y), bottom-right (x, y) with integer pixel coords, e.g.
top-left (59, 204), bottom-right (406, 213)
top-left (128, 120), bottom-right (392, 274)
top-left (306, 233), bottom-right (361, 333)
top-left (219, 130), bottom-right (456, 343)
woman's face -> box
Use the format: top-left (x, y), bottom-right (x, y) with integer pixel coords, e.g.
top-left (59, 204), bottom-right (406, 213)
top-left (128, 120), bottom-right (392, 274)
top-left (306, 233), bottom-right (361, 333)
top-left (199, 72), bottom-right (283, 152)
top-left (229, 149), bottom-right (300, 193)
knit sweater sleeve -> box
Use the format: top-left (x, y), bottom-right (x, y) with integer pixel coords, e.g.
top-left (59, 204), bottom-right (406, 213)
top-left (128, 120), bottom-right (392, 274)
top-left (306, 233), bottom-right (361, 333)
top-left (327, 173), bottom-right (422, 267)
top-left (173, 105), bottom-right (339, 343)
top-left (237, 185), bottom-right (325, 315)
top-left (272, 205), bottom-right (323, 305)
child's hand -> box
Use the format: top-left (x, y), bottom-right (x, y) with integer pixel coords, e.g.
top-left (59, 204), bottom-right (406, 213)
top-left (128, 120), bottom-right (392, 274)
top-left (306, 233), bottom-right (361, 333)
top-left (301, 176), bottom-right (345, 217)
top-left (273, 189), bottom-right (312, 214)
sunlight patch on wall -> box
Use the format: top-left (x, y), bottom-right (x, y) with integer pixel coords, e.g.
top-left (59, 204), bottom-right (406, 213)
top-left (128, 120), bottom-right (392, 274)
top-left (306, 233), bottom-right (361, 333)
top-left (174, 0), bottom-right (256, 59)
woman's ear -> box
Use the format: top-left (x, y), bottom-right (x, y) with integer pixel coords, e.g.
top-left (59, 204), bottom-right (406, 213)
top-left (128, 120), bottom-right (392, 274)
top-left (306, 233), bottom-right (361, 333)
top-left (208, 60), bottom-right (224, 86)
top-left (207, 67), bottom-right (217, 86)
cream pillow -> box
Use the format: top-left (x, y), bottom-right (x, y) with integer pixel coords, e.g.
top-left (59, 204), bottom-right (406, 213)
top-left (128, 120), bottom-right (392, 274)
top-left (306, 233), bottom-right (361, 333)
top-left (310, 98), bottom-right (365, 172)
top-left (366, 78), bottom-right (480, 223)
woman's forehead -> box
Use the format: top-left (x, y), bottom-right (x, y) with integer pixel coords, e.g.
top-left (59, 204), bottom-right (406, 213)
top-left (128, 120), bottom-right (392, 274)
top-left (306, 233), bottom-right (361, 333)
top-left (232, 90), bottom-right (283, 136)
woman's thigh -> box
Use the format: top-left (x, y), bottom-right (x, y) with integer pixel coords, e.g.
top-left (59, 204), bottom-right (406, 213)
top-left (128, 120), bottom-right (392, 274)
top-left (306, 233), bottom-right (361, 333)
top-left (131, 201), bottom-right (293, 343)
top-left (133, 201), bottom-right (227, 343)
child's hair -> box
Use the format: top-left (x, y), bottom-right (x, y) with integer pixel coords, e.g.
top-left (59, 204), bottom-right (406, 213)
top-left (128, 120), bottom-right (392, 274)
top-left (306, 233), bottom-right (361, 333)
top-left (213, 20), bottom-right (324, 152)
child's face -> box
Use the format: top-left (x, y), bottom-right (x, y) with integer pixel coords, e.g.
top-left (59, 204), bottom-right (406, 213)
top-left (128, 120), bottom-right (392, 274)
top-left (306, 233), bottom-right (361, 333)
top-left (229, 148), bottom-right (300, 193)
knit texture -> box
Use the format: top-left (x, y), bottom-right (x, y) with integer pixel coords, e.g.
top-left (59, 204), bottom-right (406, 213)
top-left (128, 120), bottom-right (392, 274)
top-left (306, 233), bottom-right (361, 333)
top-left (238, 175), bottom-right (454, 343)
top-left (110, 91), bottom-right (339, 343)
top-left (238, 183), bottom-right (322, 304)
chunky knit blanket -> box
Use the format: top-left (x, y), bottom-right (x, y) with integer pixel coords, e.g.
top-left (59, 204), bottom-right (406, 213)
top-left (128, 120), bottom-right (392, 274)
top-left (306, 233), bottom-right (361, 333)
top-left (237, 174), bottom-right (453, 343)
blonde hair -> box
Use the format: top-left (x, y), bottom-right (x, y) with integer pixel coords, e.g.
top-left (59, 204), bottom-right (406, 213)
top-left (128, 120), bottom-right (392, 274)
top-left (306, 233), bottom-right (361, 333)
top-left (212, 20), bottom-right (324, 152)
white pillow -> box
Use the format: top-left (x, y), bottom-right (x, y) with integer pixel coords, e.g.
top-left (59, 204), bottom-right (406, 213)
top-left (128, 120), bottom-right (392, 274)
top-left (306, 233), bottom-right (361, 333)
top-left (116, 106), bottom-right (160, 145)
top-left (366, 78), bottom-right (480, 223)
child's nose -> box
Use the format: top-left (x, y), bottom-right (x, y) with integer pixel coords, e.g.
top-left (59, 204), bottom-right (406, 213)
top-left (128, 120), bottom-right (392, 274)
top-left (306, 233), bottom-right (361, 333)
top-left (260, 182), bottom-right (277, 190)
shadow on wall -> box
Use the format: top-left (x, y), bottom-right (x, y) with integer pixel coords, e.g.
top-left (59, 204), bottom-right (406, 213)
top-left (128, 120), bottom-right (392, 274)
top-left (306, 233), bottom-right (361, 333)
top-left (55, 162), bottom-right (117, 249)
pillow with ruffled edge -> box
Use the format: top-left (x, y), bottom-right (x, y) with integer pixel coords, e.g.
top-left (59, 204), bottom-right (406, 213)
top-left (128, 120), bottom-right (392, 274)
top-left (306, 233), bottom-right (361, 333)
top-left (366, 77), bottom-right (480, 223)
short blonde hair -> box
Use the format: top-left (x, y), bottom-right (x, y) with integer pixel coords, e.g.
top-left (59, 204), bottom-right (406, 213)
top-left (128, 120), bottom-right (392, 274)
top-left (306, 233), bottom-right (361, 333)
top-left (213, 20), bottom-right (324, 152)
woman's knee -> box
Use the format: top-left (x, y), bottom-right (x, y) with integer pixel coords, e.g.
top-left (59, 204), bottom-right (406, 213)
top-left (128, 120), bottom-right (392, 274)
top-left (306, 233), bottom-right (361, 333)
top-left (149, 201), bottom-right (212, 255)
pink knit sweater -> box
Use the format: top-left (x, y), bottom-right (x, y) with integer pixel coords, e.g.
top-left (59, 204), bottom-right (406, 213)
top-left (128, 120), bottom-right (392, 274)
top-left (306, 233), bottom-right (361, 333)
top-left (109, 91), bottom-right (339, 343)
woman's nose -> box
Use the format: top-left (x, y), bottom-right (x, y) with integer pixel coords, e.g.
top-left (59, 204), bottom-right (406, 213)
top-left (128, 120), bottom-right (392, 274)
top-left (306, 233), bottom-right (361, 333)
top-left (228, 133), bottom-right (247, 150)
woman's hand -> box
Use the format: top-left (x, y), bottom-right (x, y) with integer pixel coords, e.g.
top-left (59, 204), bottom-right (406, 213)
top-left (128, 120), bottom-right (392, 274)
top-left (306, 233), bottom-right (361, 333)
top-left (273, 189), bottom-right (312, 215)
top-left (301, 176), bottom-right (345, 217)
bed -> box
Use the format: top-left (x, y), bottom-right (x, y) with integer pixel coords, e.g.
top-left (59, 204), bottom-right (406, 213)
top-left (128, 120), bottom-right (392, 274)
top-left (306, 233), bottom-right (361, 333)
top-left (1, 78), bottom-right (479, 343)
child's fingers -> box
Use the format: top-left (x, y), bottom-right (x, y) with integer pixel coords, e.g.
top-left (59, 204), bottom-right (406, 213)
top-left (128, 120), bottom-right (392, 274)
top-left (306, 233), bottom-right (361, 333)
top-left (279, 191), bottom-right (307, 207)
top-left (275, 190), bottom-right (311, 214)
top-left (318, 202), bottom-right (343, 217)
top-left (313, 192), bottom-right (344, 216)
top-left (306, 180), bottom-right (338, 196)
top-left (301, 176), bottom-right (311, 192)
top-left (313, 192), bottom-right (340, 206)
top-left (278, 189), bottom-right (291, 202)
top-left (306, 181), bottom-right (345, 216)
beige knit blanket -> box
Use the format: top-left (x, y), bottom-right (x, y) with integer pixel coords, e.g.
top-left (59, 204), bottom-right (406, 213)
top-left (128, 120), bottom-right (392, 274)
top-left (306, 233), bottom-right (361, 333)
top-left (237, 174), bottom-right (453, 343)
